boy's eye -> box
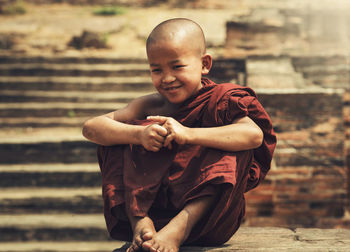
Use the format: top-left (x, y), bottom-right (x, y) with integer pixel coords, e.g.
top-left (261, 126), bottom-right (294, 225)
top-left (151, 68), bottom-right (161, 73)
top-left (174, 65), bottom-right (185, 69)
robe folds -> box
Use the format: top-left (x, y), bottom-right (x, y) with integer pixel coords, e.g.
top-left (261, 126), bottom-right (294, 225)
top-left (97, 78), bottom-right (277, 245)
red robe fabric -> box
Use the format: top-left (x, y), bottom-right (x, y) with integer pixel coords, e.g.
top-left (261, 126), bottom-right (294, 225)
top-left (97, 78), bottom-right (276, 245)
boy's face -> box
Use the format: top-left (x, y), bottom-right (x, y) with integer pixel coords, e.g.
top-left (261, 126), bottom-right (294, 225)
top-left (147, 40), bottom-right (209, 104)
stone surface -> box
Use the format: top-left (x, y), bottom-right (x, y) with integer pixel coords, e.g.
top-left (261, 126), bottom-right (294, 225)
top-left (2, 226), bottom-right (349, 251)
top-left (243, 89), bottom-right (347, 228)
top-left (246, 56), bottom-right (306, 89)
top-left (68, 30), bottom-right (109, 49)
top-left (4, 227), bottom-right (346, 252)
top-left (110, 227), bottom-right (350, 252)
top-left (225, 0), bottom-right (350, 57)
top-left (0, 241), bottom-right (125, 252)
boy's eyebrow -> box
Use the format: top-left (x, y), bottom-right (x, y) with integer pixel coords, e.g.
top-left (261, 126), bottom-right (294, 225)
top-left (150, 60), bottom-right (181, 67)
top-left (170, 60), bottom-right (181, 64)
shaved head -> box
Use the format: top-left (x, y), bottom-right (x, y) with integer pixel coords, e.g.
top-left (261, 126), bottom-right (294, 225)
top-left (145, 18), bottom-right (213, 104)
top-left (146, 18), bottom-right (206, 56)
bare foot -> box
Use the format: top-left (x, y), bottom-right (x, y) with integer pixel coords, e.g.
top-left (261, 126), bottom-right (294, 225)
top-left (127, 216), bottom-right (156, 252)
top-left (141, 195), bottom-right (217, 252)
top-left (141, 229), bottom-right (181, 252)
top-left (141, 210), bottom-right (190, 252)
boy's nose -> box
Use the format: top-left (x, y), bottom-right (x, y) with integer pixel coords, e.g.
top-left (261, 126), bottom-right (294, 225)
top-left (162, 73), bottom-right (176, 83)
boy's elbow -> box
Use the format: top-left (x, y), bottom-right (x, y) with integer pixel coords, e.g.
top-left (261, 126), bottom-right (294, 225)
top-left (82, 119), bottom-right (96, 140)
top-left (251, 128), bottom-right (264, 149)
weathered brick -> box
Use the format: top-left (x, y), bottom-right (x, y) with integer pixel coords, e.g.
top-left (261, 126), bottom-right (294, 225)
top-left (244, 89), bottom-right (346, 228)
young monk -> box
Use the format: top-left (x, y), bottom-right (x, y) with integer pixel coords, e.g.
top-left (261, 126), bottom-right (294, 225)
top-left (82, 18), bottom-right (276, 252)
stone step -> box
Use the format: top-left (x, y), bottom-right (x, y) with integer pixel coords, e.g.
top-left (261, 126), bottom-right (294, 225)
top-left (292, 56), bottom-right (350, 89)
top-left (0, 187), bottom-right (103, 214)
top-left (0, 213), bottom-right (109, 241)
top-left (0, 127), bottom-right (84, 143)
top-left (0, 163), bottom-right (100, 187)
top-left (292, 55), bottom-right (349, 69)
top-left (0, 128), bottom-right (96, 164)
top-left (0, 76), bottom-right (154, 91)
top-left (0, 241), bottom-right (126, 252)
top-left (0, 102), bottom-right (125, 117)
top-left (0, 141), bottom-right (97, 164)
top-left (0, 55), bottom-right (148, 65)
top-left (0, 241), bottom-right (125, 252)
top-left (0, 90), bottom-right (153, 103)
top-left (246, 57), bottom-right (306, 89)
top-left (255, 88), bottom-right (344, 132)
top-left (0, 63), bottom-right (150, 77)
top-left (1, 226), bottom-right (350, 251)
top-left (0, 116), bottom-right (88, 127)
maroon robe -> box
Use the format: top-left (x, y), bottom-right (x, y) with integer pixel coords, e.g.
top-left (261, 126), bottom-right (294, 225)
top-left (98, 78), bottom-right (276, 245)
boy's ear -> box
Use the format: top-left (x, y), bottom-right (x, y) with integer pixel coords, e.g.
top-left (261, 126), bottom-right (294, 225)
top-left (201, 54), bottom-right (212, 75)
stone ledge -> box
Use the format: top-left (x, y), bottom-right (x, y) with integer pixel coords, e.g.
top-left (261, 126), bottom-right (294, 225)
top-left (220, 227), bottom-right (350, 251)
top-left (0, 227), bottom-right (349, 251)
top-left (113, 227), bottom-right (350, 252)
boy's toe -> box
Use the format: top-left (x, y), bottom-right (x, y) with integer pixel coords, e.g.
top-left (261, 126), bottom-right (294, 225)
top-left (142, 229), bottom-right (154, 241)
top-left (142, 240), bottom-right (154, 251)
top-left (135, 236), bottom-right (143, 247)
top-left (150, 243), bottom-right (161, 252)
top-left (127, 242), bottom-right (139, 252)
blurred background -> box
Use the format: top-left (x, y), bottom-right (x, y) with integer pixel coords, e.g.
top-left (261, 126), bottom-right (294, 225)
top-left (0, 0), bottom-right (349, 251)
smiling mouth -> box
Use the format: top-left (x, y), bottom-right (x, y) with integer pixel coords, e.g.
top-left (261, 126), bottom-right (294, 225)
top-left (164, 85), bottom-right (182, 91)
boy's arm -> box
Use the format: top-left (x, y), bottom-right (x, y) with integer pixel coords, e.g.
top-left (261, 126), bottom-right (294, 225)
top-left (82, 96), bottom-right (168, 151)
top-left (82, 111), bottom-right (144, 146)
top-left (147, 116), bottom-right (263, 152)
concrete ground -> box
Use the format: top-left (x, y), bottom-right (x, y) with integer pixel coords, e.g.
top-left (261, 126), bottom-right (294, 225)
top-left (115, 227), bottom-right (350, 252)
top-left (2, 227), bottom-right (349, 252)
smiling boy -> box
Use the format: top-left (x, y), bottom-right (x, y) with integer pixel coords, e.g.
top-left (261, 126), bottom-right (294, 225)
top-left (83, 18), bottom-right (276, 252)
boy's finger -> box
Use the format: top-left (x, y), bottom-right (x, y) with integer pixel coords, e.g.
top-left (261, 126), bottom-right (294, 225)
top-left (147, 115), bottom-right (168, 124)
top-left (147, 145), bottom-right (160, 152)
top-left (153, 124), bottom-right (168, 136)
top-left (153, 134), bottom-right (166, 144)
top-left (151, 147), bottom-right (160, 152)
top-left (164, 134), bottom-right (174, 148)
top-left (152, 140), bottom-right (163, 149)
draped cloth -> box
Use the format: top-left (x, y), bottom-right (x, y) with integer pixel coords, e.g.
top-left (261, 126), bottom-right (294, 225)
top-left (97, 78), bottom-right (276, 245)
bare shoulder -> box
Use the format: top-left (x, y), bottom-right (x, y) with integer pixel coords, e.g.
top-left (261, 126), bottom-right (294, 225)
top-left (142, 93), bottom-right (170, 116)
top-left (142, 94), bottom-right (180, 117)
top-left (114, 93), bottom-right (167, 122)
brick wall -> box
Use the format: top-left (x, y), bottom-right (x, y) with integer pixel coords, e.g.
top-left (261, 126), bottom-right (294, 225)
top-left (345, 91), bottom-right (350, 213)
top-left (243, 90), bottom-right (347, 228)
top-left (207, 54), bottom-right (349, 228)
top-left (222, 0), bottom-right (350, 229)
top-left (292, 56), bottom-right (350, 90)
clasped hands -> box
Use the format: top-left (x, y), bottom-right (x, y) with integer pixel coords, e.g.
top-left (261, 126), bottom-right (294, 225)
top-left (140, 116), bottom-right (189, 152)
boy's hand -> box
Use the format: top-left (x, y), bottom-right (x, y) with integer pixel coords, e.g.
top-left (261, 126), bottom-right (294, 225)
top-left (147, 116), bottom-right (189, 149)
top-left (141, 123), bottom-right (168, 152)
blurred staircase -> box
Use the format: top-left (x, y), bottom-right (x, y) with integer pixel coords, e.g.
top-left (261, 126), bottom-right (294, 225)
top-left (0, 54), bottom-right (154, 251)
top-left (2, 53), bottom-right (347, 251)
